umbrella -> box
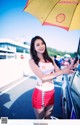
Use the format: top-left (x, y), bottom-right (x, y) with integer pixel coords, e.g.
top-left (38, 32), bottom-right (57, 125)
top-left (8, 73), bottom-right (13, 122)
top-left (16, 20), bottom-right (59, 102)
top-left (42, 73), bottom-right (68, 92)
top-left (64, 54), bottom-right (71, 58)
top-left (24, 0), bottom-right (80, 31)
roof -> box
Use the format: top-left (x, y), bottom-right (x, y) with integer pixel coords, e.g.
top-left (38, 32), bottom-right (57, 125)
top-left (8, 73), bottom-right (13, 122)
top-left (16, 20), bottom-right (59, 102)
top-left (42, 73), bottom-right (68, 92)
top-left (0, 38), bottom-right (30, 49)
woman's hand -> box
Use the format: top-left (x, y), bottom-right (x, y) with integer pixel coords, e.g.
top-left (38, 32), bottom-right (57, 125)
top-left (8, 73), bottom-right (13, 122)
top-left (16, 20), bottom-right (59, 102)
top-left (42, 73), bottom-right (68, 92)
top-left (69, 57), bottom-right (79, 70)
top-left (63, 64), bottom-right (75, 74)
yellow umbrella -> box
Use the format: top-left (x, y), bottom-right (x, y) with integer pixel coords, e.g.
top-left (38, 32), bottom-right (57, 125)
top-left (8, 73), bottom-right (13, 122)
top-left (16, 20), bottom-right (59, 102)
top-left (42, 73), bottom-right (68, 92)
top-left (24, 0), bottom-right (80, 31)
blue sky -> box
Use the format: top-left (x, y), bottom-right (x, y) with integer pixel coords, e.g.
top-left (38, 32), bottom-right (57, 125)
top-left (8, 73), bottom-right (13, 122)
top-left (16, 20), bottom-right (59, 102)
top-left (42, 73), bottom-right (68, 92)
top-left (0, 0), bottom-right (80, 52)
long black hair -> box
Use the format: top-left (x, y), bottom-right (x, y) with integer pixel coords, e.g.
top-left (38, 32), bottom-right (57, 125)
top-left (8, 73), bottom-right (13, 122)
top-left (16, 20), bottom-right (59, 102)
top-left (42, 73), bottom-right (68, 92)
top-left (30, 36), bottom-right (53, 65)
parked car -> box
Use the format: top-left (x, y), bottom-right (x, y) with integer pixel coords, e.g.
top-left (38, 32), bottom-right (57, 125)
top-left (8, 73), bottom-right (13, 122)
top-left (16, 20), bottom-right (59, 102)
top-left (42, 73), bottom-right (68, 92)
top-left (62, 68), bottom-right (80, 119)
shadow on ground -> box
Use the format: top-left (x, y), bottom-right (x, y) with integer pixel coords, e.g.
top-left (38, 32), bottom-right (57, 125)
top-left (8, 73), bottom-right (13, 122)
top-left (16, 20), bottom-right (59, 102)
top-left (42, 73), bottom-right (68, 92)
top-left (0, 89), bottom-right (36, 119)
top-left (53, 83), bottom-right (63, 119)
top-left (0, 81), bottom-right (63, 119)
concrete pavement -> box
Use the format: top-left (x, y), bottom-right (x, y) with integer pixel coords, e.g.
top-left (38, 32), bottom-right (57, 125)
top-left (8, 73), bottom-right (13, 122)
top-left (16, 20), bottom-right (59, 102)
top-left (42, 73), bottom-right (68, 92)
top-left (0, 75), bottom-right (63, 119)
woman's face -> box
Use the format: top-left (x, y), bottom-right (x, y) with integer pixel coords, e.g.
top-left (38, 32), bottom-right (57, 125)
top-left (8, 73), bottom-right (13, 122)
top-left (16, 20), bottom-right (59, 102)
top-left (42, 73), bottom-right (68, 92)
top-left (34, 39), bottom-right (45, 54)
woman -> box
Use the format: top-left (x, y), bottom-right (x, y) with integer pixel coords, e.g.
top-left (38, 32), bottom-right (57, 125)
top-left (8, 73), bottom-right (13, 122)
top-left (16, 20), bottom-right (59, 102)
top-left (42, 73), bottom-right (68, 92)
top-left (29, 36), bottom-right (74, 119)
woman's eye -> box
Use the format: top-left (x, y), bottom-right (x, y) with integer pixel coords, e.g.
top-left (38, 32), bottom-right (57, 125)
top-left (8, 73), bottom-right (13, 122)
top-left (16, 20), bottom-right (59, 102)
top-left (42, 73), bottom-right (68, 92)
top-left (36, 44), bottom-right (40, 46)
top-left (36, 42), bottom-right (44, 46)
top-left (41, 42), bottom-right (44, 45)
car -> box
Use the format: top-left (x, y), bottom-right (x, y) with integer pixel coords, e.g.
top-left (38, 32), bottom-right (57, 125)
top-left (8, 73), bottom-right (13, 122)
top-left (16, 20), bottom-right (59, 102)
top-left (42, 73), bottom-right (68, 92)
top-left (62, 67), bottom-right (80, 119)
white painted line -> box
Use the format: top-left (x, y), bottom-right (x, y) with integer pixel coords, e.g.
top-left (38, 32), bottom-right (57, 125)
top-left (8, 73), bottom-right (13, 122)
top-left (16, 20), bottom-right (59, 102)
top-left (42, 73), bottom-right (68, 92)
top-left (0, 73), bottom-right (34, 95)
top-left (54, 84), bottom-right (62, 88)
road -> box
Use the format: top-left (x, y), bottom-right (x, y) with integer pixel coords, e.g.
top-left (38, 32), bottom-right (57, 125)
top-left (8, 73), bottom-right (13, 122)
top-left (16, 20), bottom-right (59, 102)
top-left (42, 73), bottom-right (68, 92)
top-left (0, 75), bottom-right (63, 119)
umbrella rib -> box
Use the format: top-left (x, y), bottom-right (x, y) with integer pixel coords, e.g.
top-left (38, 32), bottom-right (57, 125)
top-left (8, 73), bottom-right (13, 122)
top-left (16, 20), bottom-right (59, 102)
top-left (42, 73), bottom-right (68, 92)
top-left (68, 4), bottom-right (78, 30)
top-left (43, 0), bottom-right (60, 24)
top-left (24, 0), bottom-right (34, 10)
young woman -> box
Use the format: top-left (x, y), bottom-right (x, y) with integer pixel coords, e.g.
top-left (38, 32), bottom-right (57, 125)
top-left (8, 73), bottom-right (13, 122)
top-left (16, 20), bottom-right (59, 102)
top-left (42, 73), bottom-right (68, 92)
top-left (29, 36), bottom-right (74, 119)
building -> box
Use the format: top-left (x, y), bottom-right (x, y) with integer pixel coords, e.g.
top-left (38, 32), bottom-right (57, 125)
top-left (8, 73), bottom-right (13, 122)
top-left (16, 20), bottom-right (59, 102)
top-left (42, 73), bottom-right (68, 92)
top-left (0, 38), bottom-right (30, 59)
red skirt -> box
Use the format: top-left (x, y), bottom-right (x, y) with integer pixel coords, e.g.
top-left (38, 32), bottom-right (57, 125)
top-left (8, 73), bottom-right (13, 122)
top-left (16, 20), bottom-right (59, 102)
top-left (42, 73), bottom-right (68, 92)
top-left (32, 88), bottom-right (55, 109)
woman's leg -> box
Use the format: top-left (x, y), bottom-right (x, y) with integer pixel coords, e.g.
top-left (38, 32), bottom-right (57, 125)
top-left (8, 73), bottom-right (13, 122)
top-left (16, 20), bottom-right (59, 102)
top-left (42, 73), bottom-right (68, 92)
top-left (45, 105), bottom-right (54, 119)
top-left (34, 107), bottom-right (45, 119)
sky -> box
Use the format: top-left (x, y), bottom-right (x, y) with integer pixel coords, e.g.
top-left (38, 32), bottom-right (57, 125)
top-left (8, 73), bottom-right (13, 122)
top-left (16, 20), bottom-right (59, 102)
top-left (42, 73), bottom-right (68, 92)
top-left (0, 0), bottom-right (80, 53)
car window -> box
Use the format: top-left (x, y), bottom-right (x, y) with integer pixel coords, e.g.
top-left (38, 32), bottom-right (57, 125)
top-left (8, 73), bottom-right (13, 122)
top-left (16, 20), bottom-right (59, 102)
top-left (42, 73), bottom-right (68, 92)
top-left (71, 71), bottom-right (80, 95)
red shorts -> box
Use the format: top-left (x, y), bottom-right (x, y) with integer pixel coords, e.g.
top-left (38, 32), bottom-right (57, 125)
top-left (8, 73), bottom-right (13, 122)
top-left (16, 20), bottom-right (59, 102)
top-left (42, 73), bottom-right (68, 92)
top-left (32, 88), bottom-right (55, 109)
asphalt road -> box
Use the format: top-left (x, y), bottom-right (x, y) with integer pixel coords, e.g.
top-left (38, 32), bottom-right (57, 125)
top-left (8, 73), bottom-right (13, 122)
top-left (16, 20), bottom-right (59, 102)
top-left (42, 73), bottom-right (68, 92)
top-left (0, 75), bottom-right (63, 119)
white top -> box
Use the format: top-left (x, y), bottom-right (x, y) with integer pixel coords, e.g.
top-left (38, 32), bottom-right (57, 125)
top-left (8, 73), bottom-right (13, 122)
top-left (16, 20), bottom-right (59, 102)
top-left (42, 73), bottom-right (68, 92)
top-left (35, 61), bottom-right (55, 91)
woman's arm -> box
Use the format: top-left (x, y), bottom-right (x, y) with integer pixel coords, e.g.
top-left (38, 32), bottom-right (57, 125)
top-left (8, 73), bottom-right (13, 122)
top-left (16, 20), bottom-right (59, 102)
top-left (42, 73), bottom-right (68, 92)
top-left (42, 67), bottom-right (74, 81)
top-left (29, 59), bottom-right (44, 80)
top-left (29, 59), bottom-right (74, 82)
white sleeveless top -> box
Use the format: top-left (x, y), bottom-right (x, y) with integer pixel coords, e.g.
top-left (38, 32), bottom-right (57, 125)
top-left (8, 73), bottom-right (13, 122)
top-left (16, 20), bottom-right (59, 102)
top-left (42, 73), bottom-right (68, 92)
top-left (35, 61), bottom-right (55, 91)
